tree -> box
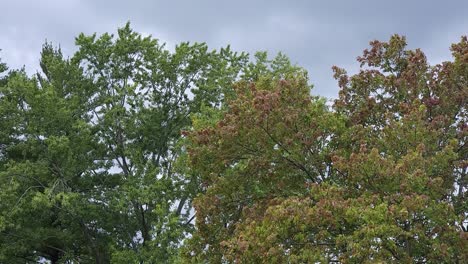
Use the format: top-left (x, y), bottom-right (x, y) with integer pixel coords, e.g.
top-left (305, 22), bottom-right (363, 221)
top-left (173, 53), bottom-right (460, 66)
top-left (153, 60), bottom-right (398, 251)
top-left (329, 35), bottom-right (467, 262)
top-left (181, 66), bottom-right (344, 262)
top-left (0, 23), bottom-right (249, 263)
top-left (182, 35), bottom-right (467, 263)
top-left (0, 45), bottom-right (105, 263)
top-left (72, 23), bottom-right (252, 262)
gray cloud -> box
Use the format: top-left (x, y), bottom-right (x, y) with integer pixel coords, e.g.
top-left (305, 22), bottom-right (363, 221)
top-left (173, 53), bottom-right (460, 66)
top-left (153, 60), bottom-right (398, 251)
top-left (1, 0), bottom-right (467, 97)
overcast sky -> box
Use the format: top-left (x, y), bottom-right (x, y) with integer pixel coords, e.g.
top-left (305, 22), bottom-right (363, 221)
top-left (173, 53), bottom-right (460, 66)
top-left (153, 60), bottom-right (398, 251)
top-left (1, 0), bottom-right (467, 98)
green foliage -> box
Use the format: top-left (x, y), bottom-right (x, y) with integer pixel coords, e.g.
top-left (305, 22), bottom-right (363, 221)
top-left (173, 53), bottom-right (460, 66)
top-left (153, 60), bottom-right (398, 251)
top-left (1, 25), bottom-right (466, 263)
top-left (0, 23), bottom-right (248, 263)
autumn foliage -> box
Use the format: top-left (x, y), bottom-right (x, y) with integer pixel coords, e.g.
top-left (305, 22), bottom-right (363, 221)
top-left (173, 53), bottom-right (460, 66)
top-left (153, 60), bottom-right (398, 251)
top-left (183, 35), bottom-right (467, 263)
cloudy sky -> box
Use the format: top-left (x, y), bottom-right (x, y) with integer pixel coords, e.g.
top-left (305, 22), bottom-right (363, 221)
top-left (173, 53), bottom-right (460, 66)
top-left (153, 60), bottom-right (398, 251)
top-left (1, 0), bottom-right (467, 98)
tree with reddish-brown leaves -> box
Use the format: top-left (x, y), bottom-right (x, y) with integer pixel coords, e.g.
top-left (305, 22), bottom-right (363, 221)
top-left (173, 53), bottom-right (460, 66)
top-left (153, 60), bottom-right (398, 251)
top-left (181, 69), bottom-right (344, 262)
top-left (182, 35), bottom-right (467, 263)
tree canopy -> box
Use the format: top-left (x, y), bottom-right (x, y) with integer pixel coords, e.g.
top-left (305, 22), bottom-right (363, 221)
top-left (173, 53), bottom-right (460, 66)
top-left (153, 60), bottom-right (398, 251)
top-left (0, 24), bottom-right (466, 263)
top-left (183, 35), bottom-right (467, 263)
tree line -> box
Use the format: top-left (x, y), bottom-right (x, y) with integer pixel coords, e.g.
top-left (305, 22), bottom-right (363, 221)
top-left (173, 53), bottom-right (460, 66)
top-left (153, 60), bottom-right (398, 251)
top-left (0, 23), bottom-right (466, 263)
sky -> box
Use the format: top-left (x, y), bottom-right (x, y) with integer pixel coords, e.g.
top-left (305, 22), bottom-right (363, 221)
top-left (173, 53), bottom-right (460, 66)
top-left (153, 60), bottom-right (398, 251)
top-left (1, 0), bottom-right (467, 98)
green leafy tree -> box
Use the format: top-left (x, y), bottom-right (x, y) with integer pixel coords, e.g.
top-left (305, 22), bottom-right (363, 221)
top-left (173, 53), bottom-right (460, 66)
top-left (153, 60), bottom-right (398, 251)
top-left (0, 23), bottom-right (248, 263)
top-left (72, 23), bottom-right (251, 262)
top-left (0, 45), bottom-right (107, 263)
